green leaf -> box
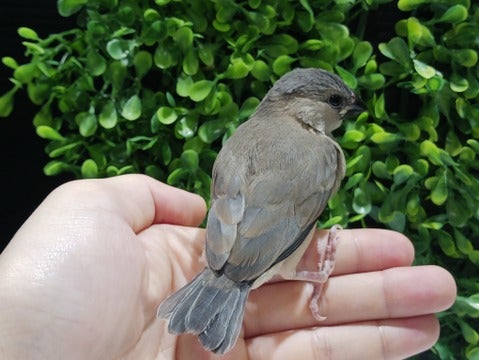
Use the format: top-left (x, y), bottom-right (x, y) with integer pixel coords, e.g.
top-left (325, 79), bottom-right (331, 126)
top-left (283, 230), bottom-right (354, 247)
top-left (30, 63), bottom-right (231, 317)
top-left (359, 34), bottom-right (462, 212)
top-left (180, 149), bottom-right (199, 172)
top-left (133, 51), bottom-right (152, 78)
top-left (167, 168), bottom-right (188, 185)
top-left (36, 125), bottom-right (66, 141)
top-left (176, 75), bottom-right (193, 97)
top-left (298, 0), bottom-right (314, 31)
top-left (407, 17), bottom-right (435, 47)
top-left (341, 129), bottom-right (365, 144)
top-left (2, 56), bottom-right (19, 69)
top-left (335, 66), bottom-right (357, 89)
top-left (438, 5), bottom-right (468, 24)
top-left (239, 97), bottom-right (260, 120)
top-left (370, 132), bottom-right (399, 144)
top-left (272, 55), bottom-right (296, 76)
top-left (413, 60), bottom-right (436, 79)
top-left (81, 159), bottom-right (98, 178)
top-left (189, 80), bottom-right (214, 102)
top-left (17, 27), bottom-right (40, 41)
top-left (76, 112), bottom-right (98, 137)
top-left (86, 50), bottom-right (107, 76)
top-left (48, 142), bottom-right (81, 157)
top-left (13, 63), bottom-right (38, 83)
top-left (173, 27), bottom-right (194, 51)
top-left (175, 116), bottom-right (197, 138)
top-left (44, 160), bottom-right (69, 176)
top-left (431, 171), bottom-right (448, 206)
top-left (156, 106), bottom-right (178, 125)
top-left (398, 0), bottom-right (428, 11)
top-left (225, 56), bottom-right (254, 79)
top-left (0, 89), bottom-right (15, 117)
top-left (154, 45), bottom-right (175, 69)
top-left (99, 101), bottom-right (118, 129)
top-left (198, 44), bottom-right (215, 67)
top-left (420, 140), bottom-right (443, 165)
top-left (106, 39), bottom-right (135, 60)
top-left (183, 48), bottom-right (199, 76)
top-left (106, 61), bottom-right (127, 90)
top-left (57, 0), bottom-right (88, 17)
top-left (352, 186), bottom-right (371, 215)
top-left (451, 49), bottom-right (478, 67)
top-left (251, 60), bottom-right (271, 81)
top-left (121, 95), bottom-right (142, 121)
top-left (358, 73), bottom-right (385, 90)
top-left (353, 41), bottom-right (373, 70)
top-left (198, 119), bottom-right (227, 143)
top-left (378, 37), bottom-right (411, 68)
top-left (393, 164), bottom-right (414, 185)
top-left (450, 74), bottom-right (469, 93)
top-left (436, 230), bottom-right (458, 257)
top-left (454, 229), bottom-right (474, 254)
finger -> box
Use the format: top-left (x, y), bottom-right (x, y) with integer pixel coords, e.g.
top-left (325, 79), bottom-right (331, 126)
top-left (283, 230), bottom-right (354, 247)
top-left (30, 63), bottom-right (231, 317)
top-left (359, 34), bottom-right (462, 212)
top-left (42, 174), bottom-right (207, 232)
top-left (296, 228), bottom-right (415, 276)
top-left (244, 265), bottom-right (456, 337)
top-left (246, 315), bottom-right (440, 360)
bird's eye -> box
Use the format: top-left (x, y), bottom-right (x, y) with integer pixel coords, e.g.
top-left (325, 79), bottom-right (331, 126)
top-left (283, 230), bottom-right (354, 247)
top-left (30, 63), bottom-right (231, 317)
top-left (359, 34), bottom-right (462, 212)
top-left (328, 94), bottom-right (343, 108)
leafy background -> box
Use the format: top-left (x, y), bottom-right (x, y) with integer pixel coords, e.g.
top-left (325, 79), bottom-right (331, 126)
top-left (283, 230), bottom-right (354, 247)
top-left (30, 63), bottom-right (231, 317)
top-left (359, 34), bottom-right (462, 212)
top-left (1, 0), bottom-right (478, 358)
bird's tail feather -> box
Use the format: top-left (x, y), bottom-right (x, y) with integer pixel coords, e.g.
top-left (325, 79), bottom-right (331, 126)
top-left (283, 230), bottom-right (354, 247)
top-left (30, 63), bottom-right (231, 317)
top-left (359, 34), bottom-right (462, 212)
top-left (157, 268), bottom-right (250, 354)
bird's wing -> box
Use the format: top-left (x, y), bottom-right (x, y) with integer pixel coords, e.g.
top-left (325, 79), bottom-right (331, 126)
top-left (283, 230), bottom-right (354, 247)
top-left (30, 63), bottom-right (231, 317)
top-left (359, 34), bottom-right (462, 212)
top-left (205, 130), bottom-right (344, 283)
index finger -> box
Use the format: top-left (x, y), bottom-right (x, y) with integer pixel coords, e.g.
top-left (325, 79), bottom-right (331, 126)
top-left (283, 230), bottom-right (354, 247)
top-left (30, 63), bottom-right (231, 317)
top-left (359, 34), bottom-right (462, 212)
top-left (297, 228), bottom-right (415, 276)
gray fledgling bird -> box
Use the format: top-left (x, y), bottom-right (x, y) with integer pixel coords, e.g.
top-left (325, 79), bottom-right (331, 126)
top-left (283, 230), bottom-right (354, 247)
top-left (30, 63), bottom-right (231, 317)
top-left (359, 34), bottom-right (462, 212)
top-left (157, 68), bottom-right (363, 354)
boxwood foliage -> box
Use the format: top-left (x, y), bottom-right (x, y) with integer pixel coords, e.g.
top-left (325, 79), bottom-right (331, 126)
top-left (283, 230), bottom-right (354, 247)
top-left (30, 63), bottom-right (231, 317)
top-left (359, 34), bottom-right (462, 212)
top-left (1, 0), bottom-right (478, 358)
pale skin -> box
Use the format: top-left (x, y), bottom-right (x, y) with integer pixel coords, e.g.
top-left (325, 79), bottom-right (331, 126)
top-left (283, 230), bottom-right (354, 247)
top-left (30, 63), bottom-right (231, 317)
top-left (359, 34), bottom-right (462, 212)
top-left (0, 174), bottom-right (456, 359)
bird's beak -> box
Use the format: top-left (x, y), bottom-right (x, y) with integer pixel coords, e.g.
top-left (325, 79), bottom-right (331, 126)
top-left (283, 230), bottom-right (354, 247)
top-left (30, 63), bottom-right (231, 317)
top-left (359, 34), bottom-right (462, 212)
top-left (344, 97), bottom-right (365, 118)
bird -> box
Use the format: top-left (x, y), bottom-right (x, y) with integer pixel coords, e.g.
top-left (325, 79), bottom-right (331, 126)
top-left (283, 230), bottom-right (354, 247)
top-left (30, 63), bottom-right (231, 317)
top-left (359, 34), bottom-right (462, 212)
top-left (157, 67), bottom-right (363, 354)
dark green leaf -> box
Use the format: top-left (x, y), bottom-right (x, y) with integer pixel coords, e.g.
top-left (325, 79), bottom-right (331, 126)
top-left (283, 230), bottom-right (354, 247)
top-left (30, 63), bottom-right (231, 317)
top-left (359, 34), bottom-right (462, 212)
top-left (57, 0), bottom-right (87, 17)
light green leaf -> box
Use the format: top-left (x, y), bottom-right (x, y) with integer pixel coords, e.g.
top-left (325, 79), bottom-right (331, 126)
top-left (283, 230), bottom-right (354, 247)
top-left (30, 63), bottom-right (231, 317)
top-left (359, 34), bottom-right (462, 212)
top-left (0, 89), bottom-right (15, 117)
top-left (335, 65), bottom-right (357, 89)
top-left (438, 5), bottom-right (468, 24)
top-left (81, 159), bottom-right (98, 178)
top-left (393, 164), bottom-right (414, 185)
top-left (44, 160), bottom-right (69, 176)
top-left (431, 171), bottom-right (448, 205)
top-left (2, 56), bottom-right (19, 69)
top-left (17, 27), bottom-right (40, 41)
top-left (36, 125), bottom-right (66, 141)
top-left (176, 75), bottom-right (193, 97)
top-left (413, 59), bottom-right (436, 79)
top-left (189, 80), bottom-right (214, 102)
top-left (353, 41), bottom-right (373, 70)
top-left (99, 101), bottom-right (118, 129)
top-left (272, 55), bottom-right (296, 76)
top-left (156, 106), bottom-right (178, 125)
top-left (121, 95), bottom-right (142, 121)
top-left (106, 39), bottom-right (135, 60)
top-left (76, 112), bottom-right (98, 137)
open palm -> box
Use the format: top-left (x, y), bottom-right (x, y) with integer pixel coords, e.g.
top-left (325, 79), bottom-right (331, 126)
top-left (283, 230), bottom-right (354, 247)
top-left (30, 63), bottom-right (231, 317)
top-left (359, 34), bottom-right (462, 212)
top-left (0, 175), bottom-right (455, 359)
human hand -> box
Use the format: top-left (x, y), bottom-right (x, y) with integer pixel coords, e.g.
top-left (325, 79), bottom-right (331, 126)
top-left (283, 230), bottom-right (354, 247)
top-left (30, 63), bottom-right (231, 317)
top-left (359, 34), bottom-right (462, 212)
top-left (0, 175), bottom-right (456, 359)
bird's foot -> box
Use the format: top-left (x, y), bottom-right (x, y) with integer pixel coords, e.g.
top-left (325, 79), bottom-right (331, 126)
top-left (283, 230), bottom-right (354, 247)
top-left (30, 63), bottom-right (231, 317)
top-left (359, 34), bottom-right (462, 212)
top-left (289, 225), bottom-right (341, 320)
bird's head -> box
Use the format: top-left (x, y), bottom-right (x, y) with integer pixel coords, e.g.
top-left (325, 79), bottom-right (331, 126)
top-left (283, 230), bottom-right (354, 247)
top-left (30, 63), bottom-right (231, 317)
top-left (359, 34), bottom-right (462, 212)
top-left (260, 68), bottom-right (364, 134)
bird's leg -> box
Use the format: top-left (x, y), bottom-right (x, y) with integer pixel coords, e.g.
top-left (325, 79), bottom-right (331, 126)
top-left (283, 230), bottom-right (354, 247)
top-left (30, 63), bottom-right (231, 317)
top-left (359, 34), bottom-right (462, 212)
top-left (282, 225), bottom-right (341, 321)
